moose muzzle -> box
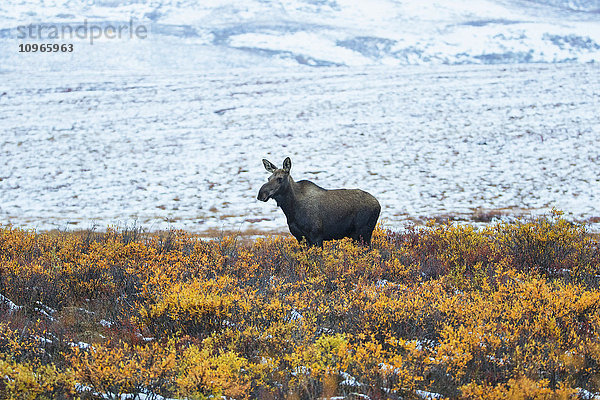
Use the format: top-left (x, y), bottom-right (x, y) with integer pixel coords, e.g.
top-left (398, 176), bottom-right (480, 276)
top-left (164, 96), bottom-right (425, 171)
top-left (257, 184), bottom-right (271, 202)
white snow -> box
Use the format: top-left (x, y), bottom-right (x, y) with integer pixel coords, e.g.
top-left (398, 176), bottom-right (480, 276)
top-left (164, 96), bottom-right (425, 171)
top-left (339, 371), bottom-right (362, 387)
top-left (0, 293), bottom-right (22, 313)
top-left (70, 341), bottom-right (91, 349)
top-left (578, 388), bottom-right (600, 400)
top-left (0, 1), bottom-right (598, 234)
top-left (289, 309), bottom-right (303, 321)
top-left (1, 63), bottom-right (599, 234)
top-left (416, 389), bottom-right (444, 399)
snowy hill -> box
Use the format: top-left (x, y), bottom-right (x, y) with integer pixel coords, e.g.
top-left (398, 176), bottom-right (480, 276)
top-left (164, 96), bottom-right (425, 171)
top-left (0, 0), bottom-right (599, 72)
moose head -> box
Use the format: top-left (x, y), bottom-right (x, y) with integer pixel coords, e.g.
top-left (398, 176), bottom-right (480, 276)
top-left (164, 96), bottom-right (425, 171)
top-left (257, 157), bottom-right (292, 202)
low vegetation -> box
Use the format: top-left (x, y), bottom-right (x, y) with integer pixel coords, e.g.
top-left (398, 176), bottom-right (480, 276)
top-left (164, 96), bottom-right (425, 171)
top-left (1, 211), bottom-right (599, 399)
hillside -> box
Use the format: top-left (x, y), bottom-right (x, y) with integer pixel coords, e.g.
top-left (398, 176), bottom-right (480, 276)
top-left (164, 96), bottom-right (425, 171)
top-left (0, 0), bottom-right (599, 73)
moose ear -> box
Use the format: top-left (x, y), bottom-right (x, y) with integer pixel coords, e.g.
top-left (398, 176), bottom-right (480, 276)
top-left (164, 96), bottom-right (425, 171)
top-left (282, 157), bottom-right (291, 173)
top-left (263, 159), bottom-right (277, 173)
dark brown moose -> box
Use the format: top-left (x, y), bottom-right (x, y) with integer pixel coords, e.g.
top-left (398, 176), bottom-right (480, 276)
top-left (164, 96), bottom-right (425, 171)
top-left (257, 157), bottom-right (381, 246)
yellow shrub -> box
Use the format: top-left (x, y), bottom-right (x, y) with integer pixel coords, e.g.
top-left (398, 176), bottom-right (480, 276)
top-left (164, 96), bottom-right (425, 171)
top-left (69, 340), bottom-right (177, 398)
top-left (177, 345), bottom-right (251, 399)
top-left (0, 357), bottom-right (75, 399)
top-left (1, 214), bottom-right (599, 399)
top-left (460, 377), bottom-right (578, 399)
top-left (139, 276), bottom-right (253, 337)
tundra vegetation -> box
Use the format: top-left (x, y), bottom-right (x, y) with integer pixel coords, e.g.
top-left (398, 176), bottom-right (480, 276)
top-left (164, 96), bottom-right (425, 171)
top-left (1, 210), bottom-right (599, 399)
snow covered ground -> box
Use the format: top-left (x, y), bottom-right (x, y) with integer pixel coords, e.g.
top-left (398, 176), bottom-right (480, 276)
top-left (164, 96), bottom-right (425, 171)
top-left (1, 63), bottom-right (599, 233)
top-left (0, 0), bottom-right (599, 233)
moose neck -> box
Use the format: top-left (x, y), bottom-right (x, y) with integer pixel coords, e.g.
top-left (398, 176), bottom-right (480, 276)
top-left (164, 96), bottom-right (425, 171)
top-left (273, 176), bottom-right (299, 220)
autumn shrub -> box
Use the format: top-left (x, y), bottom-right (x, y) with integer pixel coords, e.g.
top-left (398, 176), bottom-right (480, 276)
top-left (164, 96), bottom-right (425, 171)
top-left (68, 338), bottom-right (254, 399)
top-left (382, 222), bottom-right (497, 286)
top-left (69, 340), bottom-right (178, 399)
top-left (460, 376), bottom-right (578, 399)
top-left (138, 276), bottom-right (255, 338)
top-left (177, 344), bottom-right (251, 399)
top-left (495, 210), bottom-right (599, 280)
top-left (433, 273), bottom-right (600, 394)
top-left (1, 212), bottom-right (600, 399)
top-left (0, 323), bottom-right (76, 399)
top-left (0, 357), bottom-right (76, 399)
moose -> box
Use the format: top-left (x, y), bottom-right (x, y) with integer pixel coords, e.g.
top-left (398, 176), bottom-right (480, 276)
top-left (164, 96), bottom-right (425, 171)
top-left (257, 157), bottom-right (381, 246)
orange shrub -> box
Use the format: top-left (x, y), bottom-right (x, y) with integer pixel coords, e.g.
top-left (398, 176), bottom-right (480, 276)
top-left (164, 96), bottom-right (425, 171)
top-left (1, 213), bottom-right (599, 399)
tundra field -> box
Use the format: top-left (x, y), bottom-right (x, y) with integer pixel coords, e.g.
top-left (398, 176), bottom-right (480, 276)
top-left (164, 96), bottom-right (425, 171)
top-left (1, 62), bottom-right (600, 400)
top-left (1, 63), bottom-right (599, 234)
top-left (1, 212), bottom-right (600, 399)
top-left (2, 1), bottom-right (600, 398)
